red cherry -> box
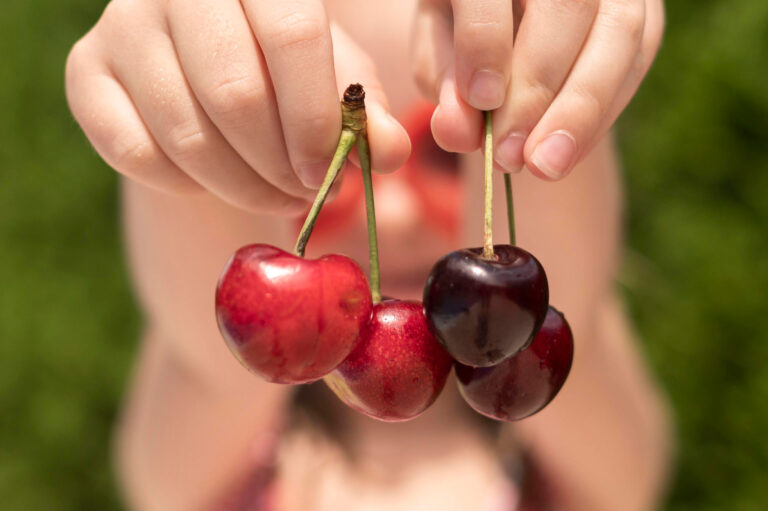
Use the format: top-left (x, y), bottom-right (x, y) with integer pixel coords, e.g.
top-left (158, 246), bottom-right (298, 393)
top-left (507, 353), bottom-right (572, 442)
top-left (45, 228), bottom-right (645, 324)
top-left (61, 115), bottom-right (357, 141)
top-left (325, 300), bottom-right (453, 422)
top-left (455, 306), bottom-right (574, 421)
top-left (215, 244), bottom-right (372, 384)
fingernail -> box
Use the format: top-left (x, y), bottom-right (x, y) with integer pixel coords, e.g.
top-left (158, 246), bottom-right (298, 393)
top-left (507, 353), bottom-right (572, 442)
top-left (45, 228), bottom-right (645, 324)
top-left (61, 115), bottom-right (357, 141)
top-left (297, 160), bottom-right (332, 189)
top-left (530, 131), bottom-right (577, 180)
top-left (468, 70), bottom-right (505, 110)
top-left (495, 133), bottom-right (527, 173)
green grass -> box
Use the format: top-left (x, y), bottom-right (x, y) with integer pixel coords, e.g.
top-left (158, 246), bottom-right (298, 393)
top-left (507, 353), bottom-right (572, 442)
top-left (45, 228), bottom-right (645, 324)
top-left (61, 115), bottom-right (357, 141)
top-left (618, 1), bottom-right (768, 509)
top-left (1, 1), bottom-right (767, 509)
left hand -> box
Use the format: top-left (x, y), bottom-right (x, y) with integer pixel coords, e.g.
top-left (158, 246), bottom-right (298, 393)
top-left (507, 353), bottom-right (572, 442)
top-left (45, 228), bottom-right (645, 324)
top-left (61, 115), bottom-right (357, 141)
top-left (411, 0), bottom-right (665, 180)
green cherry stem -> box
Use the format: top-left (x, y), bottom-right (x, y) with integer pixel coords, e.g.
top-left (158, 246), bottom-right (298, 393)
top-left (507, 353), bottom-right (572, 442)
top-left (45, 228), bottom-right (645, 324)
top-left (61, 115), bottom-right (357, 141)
top-left (482, 110), bottom-right (495, 259)
top-left (357, 132), bottom-right (382, 304)
top-left (294, 84), bottom-right (367, 257)
top-left (504, 173), bottom-right (516, 246)
top-left (294, 131), bottom-right (355, 257)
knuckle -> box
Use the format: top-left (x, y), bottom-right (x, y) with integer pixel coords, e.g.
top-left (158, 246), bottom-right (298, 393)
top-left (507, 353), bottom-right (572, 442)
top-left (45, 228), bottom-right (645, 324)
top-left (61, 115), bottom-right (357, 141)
top-left (165, 121), bottom-right (208, 162)
top-left (602, 0), bottom-right (646, 42)
top-left (552, 0), bottom-right (598, 15)
top-left (571, 84), bottom-right (607, 121)
top-left (298, 108), bottom-right (339, 141)
top-left (107, 133), bottom-right (158, 175)
top-left (625, 7), bottom-right (646, 42)
top-left (205, 75), bottom-right (266, 126)
top-left (463, 17), bottom-right (503, 33)
top-left (459, 18), bottom-right (507, 49)
top-left (267, 12), bottom-right (327, 52)
top-left (520, 74), bottom-right (558, 109)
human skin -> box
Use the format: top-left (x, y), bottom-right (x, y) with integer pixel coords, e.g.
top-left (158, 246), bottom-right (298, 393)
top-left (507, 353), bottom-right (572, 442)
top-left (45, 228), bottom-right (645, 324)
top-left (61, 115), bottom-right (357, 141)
top-left (65, 0), bottom-right (672, 510)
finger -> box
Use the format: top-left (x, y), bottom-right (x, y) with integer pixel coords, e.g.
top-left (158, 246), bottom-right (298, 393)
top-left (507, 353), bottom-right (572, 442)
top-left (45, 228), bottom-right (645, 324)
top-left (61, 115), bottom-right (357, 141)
top-left (100, 13), bottom-right (309, 214)
top-left (451, 0), bottom-right (514, 110)
top-left (411, 0), bottom-right (454, 104)
top-left (167, 0), bottom-right (314, 200)
top-left (330, 24), bottom-right (411, 174)
top-left (245, 0), bottom-right (340, 188)
top-left (494, 0), bottom-right (599, 172)
top-left (590, 0), bottom-right (664, 152)
top-left (431, 67), bottom-right (484, 153)
top-left (524, 0), bottom-right (646, 180)
top-left (65, 37), bottom-right (199, 194)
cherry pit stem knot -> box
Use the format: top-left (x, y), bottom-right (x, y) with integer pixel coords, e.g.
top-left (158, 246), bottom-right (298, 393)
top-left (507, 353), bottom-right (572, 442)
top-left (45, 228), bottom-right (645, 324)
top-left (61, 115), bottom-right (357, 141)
top-left (482, 111), bottom-right (495, 260)
top-left (294, 84), bottom-right (367, 258)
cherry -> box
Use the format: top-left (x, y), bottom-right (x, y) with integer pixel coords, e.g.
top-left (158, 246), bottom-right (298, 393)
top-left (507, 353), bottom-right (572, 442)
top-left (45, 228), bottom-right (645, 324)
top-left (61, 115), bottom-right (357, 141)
top-left (325, 300), bottom-right (453, 421)
top-left (423, 244), bottom-right (549, 367)
top-left (455, 306), bottom-right (574, 421)
top-left (215, 85), bottom-right (373, 384)
top-left (216, 244), bottom-right (372, 384)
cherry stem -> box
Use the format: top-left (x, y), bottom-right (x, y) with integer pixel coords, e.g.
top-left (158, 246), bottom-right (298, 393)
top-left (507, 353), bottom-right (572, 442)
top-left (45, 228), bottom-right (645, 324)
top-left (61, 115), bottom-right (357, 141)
top-left (294, 84), bottom-right (367, 258)
top-left (482, 110), bottom-right (495, 259)
top-left (504, 173), bottom-right (516, 245)
top-left (357, 133), bottom-right (382, 304)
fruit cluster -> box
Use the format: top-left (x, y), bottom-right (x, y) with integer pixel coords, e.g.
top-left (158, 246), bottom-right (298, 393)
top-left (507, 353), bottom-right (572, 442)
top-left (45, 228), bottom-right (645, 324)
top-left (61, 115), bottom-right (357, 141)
top-left (215, 84), bottom-right (573, 423)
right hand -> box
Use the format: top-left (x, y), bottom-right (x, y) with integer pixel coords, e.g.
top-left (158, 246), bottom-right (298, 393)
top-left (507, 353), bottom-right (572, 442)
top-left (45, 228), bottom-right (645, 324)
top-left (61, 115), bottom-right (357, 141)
top-left (66, 0), bottom-right (411, 215)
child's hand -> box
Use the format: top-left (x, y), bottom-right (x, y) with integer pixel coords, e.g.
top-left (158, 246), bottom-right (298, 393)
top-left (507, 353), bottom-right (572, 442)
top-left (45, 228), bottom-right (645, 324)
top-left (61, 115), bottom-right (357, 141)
top-left (412, 0), bottom-right (664, 180)
top-left (66, 0), bottom-right (410, 215)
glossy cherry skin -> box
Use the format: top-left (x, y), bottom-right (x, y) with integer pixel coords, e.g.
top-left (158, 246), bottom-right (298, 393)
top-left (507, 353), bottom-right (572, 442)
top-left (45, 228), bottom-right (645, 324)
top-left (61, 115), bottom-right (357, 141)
top-left (325, 300), bottom-right (453, 422)
top-left (423, 245), bottom-right (549, 367)
top-left (215, 244), bottom-right (372, 384)
top-left (455, 306), bottom-right (574, 421)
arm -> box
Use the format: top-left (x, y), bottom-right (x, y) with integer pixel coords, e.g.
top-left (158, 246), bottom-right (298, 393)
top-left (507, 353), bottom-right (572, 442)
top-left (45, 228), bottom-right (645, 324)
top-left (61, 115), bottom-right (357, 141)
top-left (65, 0), bottom-right (410, 508)
top-left (506, 142), bottom-right (673, 511)
top-left (514, 293), bottom-right (673, 511)
top-left (414, 1), bottom-right (672, 506)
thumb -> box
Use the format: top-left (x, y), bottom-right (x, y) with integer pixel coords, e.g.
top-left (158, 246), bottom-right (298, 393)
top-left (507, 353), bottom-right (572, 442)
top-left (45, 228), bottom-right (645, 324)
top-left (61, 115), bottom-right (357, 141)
top-left (411, 1), bottom-right (482, 154)
top-left (330, 23), bottom-right (411, 174)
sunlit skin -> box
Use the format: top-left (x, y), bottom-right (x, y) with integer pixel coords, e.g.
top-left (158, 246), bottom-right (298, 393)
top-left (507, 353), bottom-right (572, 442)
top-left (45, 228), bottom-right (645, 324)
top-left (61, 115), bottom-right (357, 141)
top-left (66, 0), bottom-right (672, 510)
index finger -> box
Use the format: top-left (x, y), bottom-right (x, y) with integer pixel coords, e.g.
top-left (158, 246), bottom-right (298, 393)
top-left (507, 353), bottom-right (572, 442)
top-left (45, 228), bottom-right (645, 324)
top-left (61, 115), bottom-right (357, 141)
top-left (451, 0), bottom-right (514, 111)
top-left (245, 0), bottom-right (341, 188)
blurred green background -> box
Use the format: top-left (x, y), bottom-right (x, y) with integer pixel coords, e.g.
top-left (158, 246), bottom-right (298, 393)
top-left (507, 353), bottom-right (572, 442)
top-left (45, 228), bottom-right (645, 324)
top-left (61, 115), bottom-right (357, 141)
top-left (1, 0), bottom-right (766, 509)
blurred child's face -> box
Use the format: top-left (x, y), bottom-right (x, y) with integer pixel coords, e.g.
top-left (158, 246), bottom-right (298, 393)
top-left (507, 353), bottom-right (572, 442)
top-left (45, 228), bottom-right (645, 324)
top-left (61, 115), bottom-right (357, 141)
top-left (304, 104), bottom-right (463, 300)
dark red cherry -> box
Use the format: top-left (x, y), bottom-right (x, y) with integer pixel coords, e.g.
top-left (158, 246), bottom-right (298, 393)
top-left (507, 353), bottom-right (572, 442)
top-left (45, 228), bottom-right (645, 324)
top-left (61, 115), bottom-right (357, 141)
top-left (215, 244), bottom-right (372, 384)
top-left (455, 306), bottom-right (574, 421)
top-left (423, 245), bottom-right (548, 367)
top-left (325, 300), bottom-right (453, 422)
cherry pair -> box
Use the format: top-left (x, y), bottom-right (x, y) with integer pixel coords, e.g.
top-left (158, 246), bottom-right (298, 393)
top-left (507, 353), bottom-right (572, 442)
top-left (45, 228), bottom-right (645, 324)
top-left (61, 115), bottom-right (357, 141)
top-left (422, 112), bottom-right (574, 421)
top-left (216, 85), bottom-right (451, 422)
